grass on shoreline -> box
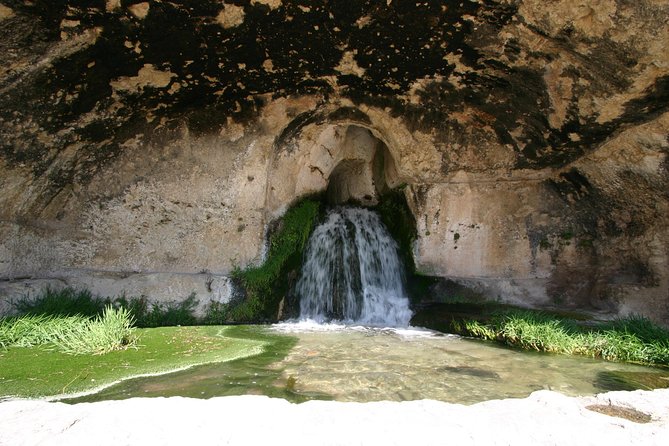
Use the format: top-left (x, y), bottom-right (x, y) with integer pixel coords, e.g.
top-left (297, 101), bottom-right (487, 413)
top-left (452, 310), bottom-right (669, 367)
top-left (0, 306), bottom-right (135, 355)
top-left (12, 288), bottom-right (199, 328)
top-left (0, 326), bottom-right (276, 399)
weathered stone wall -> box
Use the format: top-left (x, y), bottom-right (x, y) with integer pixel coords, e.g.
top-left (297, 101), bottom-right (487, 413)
top-left (0, 1), bottom-right (667, 324)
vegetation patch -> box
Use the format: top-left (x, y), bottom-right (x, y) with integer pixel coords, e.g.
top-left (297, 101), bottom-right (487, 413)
top-left (210, 197), bottom-right (322, 323)
top-left (13, 288), bottom-right (200, 328)
top-left (375, 188), bottom-right (417, 274)
top-left (0, 325), bottom-right (272, 399)
top-left (12, 287), bottom-right (108, 318)
top-left (450, 310), bottom-right (669, 367)
top-left (0, 307), bottom-right (135, 355)
top-left (115, 293), bottom-right (199, 328)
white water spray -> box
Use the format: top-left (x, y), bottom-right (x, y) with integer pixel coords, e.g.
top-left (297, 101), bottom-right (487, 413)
top-left (296, 207), bottom-right (412, 326)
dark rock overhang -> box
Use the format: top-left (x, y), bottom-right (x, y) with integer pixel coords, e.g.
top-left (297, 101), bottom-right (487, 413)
top-left (1, 0), bottom-right (668, 184)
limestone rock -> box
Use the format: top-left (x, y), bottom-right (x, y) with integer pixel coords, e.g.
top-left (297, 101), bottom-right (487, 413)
top-left (0, 390), bottom-right (668, 445)
top-left (0, 1), bottom-right (667, 324)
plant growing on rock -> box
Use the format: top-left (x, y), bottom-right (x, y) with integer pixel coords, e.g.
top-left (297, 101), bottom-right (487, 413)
top-left (221, 198), bottom-right (322, 323)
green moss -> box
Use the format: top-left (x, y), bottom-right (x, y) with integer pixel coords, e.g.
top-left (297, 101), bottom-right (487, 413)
top-left (375, 189), bottom-right (417, 274)
top-left (560, 231), bottom-right (574, 240)
top-left (214, 197), bottom-right (323, 323)
top-left (0, 326), bottom-right (269, 399)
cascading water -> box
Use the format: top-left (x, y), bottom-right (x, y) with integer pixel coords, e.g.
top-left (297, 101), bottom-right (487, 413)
top-left (296, 206), bottom-right (412, 326)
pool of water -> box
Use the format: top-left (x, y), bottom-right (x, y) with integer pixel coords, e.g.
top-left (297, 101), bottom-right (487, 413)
top-left (65, 323), bottom-right (669, 405)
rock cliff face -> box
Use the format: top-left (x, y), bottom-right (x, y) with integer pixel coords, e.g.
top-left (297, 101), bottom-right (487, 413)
top-left (0, 1), bottom-right (667, 324)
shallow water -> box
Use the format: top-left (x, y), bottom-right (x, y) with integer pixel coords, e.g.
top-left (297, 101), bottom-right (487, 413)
top-left (65, 324), bottom-right (669, 405)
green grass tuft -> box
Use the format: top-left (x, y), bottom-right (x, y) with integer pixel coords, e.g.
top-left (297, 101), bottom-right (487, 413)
top-left (115, 294), bottom-right (199, 328)
top-left (12, 287), bottom-right (108, 318)
top-left (495, 310), bottom-right (579, 353)
top-left (0, 306), bottom-right (136, 355)
top-left (56, 306), bottom-right (137, 355)
top-left (0, 314), bottom-right (87, 349)
top-left (454, 310), bottom-right (669, 367)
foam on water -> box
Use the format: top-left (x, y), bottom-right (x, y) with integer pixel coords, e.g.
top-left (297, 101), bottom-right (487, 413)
top-left (272, 321), bottom-right (443, 338)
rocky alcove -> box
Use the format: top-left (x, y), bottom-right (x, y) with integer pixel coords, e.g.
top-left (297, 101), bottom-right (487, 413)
top-left (0, 0), bottom-right (667, 326)
top-left (324, 126), bottom-right (392, 206)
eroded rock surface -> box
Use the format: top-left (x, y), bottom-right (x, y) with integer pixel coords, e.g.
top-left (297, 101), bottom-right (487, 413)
top-left (1, 390), bottom-right (668, 446)
top-left (0, 1), bottom-right (667, 323)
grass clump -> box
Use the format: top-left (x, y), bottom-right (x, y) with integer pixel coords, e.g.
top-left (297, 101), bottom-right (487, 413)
top-left (0, 325), bottom-right (273, 399)
top-left (13, 288), bottom-right (200, 328)
top-left (493, 311), bottom-right (580, 353)
top-left (115, 294), bottom-right (199, 328)
top-left (222, 198), bottom-right (322, 322)
top-left (0, 314), bottom-right (88, 349)
top-left (0, 306), bottom-right (136, 355)
top-left (56, 306), bottom-right (136, 355)
top-left (12, 287), bottom-right (107, 318)
top-left (453, 310), bottom-right (669, 367)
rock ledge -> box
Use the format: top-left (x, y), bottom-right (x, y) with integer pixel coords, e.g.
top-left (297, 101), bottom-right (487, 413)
top-left (1, 389), bottom-right (668, 445)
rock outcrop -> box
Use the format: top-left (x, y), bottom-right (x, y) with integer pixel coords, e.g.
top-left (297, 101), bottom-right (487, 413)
top-left (0, 1), bottom-right (667, 324)
top-left (1, 390), bottom-right (668, 445)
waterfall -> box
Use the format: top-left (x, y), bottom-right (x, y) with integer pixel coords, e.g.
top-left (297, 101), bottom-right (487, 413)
top-left (296, 207), bottom-right (412, 326)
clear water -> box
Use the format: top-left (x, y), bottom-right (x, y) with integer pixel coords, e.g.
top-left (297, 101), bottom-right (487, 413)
top-left (62, 207), bottom-right (669, 404)
top-left (64, 324), bottom-right (669, 405)
top-left (297, 207), bottom-right (412, 326)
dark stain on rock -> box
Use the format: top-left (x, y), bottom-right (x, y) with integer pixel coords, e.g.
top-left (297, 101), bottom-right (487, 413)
top-left (548, 169), bottom-right (593, 202)
top-left (327, 107), bottom-right (371, 125)
top-left (273, 109), bottom-right (324, 153)
top-left (1, 0), bottom-right (668, 205)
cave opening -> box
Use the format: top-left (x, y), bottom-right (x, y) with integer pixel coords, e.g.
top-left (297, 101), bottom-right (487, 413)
top-left (323, 125), bottom-right (398, 207)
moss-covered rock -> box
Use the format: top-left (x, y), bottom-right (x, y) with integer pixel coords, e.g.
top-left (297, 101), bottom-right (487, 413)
top-left (209, 197), bottom-right (323, 323)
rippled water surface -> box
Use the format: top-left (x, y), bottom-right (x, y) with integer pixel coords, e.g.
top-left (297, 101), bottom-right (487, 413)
top-left (67, 323), bottom-right (669, 405)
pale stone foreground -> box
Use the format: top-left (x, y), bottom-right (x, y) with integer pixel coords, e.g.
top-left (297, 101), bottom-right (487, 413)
top-left (1, 390), bottom-right (668, 446)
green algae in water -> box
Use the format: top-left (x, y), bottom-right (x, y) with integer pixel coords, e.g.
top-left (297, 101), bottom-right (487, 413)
top-left (62, 326), bottom-right (329, 404)
top-left (1, 326), bottom-right (265, 400)
top-left (63, 325), bottom-right (669, 405)
top-left (595, 370), bottom-right (669, 392)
